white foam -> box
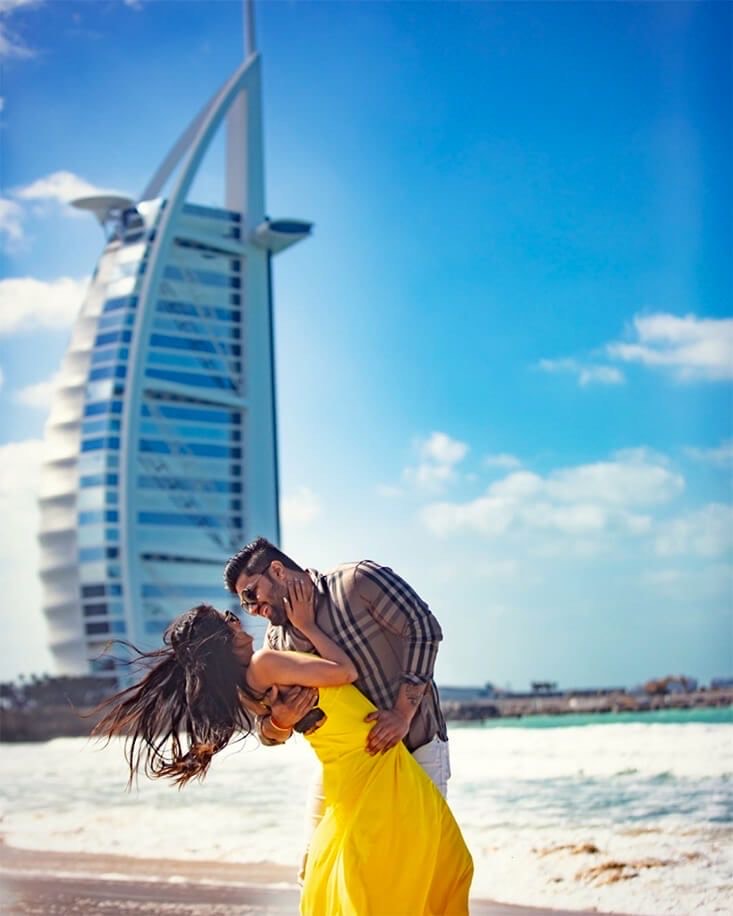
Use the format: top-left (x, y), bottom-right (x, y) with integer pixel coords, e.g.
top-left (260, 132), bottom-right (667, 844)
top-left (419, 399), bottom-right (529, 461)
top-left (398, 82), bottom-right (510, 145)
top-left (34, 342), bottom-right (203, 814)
top-left (1, 723), bottom-right (731, 915)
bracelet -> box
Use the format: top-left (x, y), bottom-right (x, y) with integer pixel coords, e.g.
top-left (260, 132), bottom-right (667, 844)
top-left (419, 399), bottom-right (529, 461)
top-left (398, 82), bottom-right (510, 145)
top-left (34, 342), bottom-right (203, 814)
top-left (268, 714), bottom-right (292, 733)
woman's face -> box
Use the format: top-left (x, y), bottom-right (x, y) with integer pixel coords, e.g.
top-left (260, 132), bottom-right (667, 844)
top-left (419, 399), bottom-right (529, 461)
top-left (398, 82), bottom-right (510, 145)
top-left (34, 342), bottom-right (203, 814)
top-left (225, 612), bottom-right (255, 665)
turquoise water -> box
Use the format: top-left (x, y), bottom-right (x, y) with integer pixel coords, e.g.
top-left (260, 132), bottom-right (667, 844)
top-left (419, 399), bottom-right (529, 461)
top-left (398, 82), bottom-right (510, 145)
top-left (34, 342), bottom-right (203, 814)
top-left (452, 704), bottom-right (733, 729)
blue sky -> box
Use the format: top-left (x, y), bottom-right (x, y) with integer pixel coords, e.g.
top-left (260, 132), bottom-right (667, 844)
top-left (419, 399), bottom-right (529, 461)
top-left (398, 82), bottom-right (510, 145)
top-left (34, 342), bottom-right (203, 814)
top-left (1, 0), bottom-right (731, 688)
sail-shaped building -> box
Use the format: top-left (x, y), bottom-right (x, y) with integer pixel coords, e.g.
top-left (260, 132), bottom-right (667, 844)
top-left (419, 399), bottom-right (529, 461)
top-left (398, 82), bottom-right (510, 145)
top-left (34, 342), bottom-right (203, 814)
top-left (38, 8), bottom-right (310, 679)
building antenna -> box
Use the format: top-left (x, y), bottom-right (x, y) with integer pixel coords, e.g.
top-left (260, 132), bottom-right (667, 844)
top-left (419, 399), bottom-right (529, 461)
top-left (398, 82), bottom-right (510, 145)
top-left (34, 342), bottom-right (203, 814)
top-left (245, 0), bottom-right (256, 58)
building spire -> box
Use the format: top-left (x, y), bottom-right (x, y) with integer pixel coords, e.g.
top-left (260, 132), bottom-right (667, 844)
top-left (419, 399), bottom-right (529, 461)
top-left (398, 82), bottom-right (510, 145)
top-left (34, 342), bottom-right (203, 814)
top-left (245, 0), bottom-right (257, 59)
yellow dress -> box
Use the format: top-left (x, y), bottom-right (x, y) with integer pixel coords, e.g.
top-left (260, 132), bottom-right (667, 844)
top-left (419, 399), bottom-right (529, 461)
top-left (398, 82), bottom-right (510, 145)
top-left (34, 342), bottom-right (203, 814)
top-left (300, 684), bottom-right (473, 916)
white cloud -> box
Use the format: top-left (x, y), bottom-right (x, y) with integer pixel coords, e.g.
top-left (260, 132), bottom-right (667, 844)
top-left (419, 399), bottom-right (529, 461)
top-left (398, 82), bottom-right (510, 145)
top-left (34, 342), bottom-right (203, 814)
top-left (642, 563), bottom-right (733, 606)
top-left (0, 1), bottom-right (41, 12)
top-left (404, 431), bottom-right (469, 491)
top-left (483, 452), bottom-right (522, 470)
top-left (123, 0), bottom-right (144, 9)
top-left (474, 558), bottom-right (519, 580)
top-left (375, 483), bottom-right (403, 498)
top-left (684, 439), bottom-right (733, 466)
top-left (420, 431), bottom-right (468, 465)
top-left (655, 503), bottom-right (733, 558)
top-left (14, 371), bottom-right (61, 409)
top-left (281, 486), bottom-right (321, 527)
top-left (537, 357), bottom-right (625, 387)
top-left (607, 313), bottom-right (733, 381)
top-left (0, 0), bottom-right (39, 59)
top-left (0, 25), bottom-right (32, 58)
top-left (421, 450), bottom-right (682, 540)
top-left (15, 170), bottom-right (122, 207)
top-left (0, 275), bottom-right (88, 335)
top-left (0, 438), bottom-right (54, 680)
top-left (0, 197), bottom-right (24, 242)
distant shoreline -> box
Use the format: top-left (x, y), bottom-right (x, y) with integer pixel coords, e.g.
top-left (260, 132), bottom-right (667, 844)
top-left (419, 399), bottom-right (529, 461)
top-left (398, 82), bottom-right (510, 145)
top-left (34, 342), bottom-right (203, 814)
top-left (1, 688), bottom-right (731, 742)
top-left (442, 687), bottom-right (733, 723)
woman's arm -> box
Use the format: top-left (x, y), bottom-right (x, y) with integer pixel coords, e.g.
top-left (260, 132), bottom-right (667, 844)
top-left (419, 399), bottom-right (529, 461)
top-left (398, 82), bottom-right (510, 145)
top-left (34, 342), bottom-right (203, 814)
top-left (253, 647), bottom-right (357, 688)
top-left (248, 579), bottom-right (358, 691)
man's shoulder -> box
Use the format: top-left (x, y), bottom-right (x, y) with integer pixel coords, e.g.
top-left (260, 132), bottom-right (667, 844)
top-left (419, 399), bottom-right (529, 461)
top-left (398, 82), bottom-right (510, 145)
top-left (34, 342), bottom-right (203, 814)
top-left (321, 560), bottom-right (387, 591)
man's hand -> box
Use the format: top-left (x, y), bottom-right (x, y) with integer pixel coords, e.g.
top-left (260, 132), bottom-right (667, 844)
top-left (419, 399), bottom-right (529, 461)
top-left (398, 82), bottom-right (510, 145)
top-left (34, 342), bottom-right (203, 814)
top-left (364, 708), bottom-right (411, 755)
top-left (267, 685), bottom-right (318, 730)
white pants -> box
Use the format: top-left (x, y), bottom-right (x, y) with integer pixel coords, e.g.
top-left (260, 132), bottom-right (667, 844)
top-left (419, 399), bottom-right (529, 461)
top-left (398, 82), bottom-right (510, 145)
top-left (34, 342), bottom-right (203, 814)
top-left (302, 736), bottom-right (451, 869)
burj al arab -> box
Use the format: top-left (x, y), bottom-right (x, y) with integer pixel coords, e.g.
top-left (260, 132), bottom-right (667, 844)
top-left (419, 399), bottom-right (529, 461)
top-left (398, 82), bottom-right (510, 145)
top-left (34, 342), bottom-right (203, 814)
top-left (38, 3), bottom-right (310, 679)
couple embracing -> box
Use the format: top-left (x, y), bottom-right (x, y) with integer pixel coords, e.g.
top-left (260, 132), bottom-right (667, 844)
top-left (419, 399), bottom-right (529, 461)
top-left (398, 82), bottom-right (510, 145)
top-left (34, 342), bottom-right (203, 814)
top-left (96, 538), bottom-right (473, 915)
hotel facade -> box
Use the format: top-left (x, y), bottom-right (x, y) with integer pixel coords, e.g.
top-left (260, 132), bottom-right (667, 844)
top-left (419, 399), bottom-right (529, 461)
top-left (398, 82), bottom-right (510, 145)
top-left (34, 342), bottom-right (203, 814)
top-left (38, 27), bottom-right (309, 679)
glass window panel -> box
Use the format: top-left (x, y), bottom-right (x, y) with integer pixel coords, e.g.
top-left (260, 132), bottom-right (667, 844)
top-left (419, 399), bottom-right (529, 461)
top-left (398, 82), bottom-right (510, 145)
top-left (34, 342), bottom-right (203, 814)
top-left (103, 295), bottom-right (138, 313)
top-left (81, 436), bottom-right (120, 453)
top-left (139, 422), bottom-right (237, 442)
top-left (79, 546), bottom-right (118, 563)
top-left (83, 603), bottom-right (108, 617)
top-left (152, 317), bottom-right (240, 339)
top-left (138, 511), bottom-right (241, 527)
top-left (144, 369), bottom-right (237, 391)
top-left (136, 475), bottom-right (241, 493)
top-left (141, 404), bottom-right (239, 424)
top-left (78, 488), bottom-right (105, 509)
top-left (98, 312), bottom-right (135, 332)
top-left (139, 440), bottom-right (241, 459)
top-left (79, 510), bottom-right (105, 525)
top-left (85, 379), bottom-right (115, 401)
top-left (149, 333), bottom-right (240, 356)
top-left (136, 453), bottom-right (234, 477)
top-left (147, 351), bottom-right (240, 374)
top-left (79, 562), bottom-right (107, 582)
top-left (91, 347), bottom-right (128, 366)
top-left (142, 583), bottom-right (221, 597)
top-left (77, 524), bottom-right (106, 547)
top-left (155, 300), bottom-right (240, 323)
top-left (96, 330), bottom-right (132, 347)
top-left (84, 400), bottom-right (123, 418)
top-left (89, 365), bottom-right (126, 382)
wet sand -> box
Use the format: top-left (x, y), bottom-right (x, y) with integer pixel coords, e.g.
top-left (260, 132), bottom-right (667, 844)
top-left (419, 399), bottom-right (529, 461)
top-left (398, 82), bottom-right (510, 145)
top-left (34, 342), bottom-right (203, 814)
top-left (0, 841), bottom-right (629, 916)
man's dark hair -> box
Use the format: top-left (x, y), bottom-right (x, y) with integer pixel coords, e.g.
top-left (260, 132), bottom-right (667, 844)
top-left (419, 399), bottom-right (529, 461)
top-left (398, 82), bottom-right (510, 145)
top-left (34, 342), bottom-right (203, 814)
top-left (224, 536), bottom-right (303, 594)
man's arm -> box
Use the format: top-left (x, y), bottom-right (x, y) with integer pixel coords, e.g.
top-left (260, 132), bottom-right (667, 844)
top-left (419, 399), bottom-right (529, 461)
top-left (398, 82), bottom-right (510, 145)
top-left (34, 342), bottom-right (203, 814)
top-left (355, 561), bottom-right (443, 754)
top-left (257, 685), bottom-right (320, 744)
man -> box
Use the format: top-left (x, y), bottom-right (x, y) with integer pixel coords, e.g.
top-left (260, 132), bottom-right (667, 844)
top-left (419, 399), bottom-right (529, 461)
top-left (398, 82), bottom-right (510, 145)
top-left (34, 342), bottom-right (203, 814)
top-left (223, 537), bottom-right (450, 796)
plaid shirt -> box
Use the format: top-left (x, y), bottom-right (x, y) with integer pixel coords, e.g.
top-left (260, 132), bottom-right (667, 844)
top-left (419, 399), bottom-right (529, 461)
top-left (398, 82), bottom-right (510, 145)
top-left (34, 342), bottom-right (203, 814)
top-left (263, 561), bottom-right (447, 752)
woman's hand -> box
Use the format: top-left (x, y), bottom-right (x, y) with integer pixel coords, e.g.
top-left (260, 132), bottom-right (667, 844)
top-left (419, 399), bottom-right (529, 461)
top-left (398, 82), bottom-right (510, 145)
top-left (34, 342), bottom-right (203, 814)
top-left (284, 578), bottom-right (316, 633)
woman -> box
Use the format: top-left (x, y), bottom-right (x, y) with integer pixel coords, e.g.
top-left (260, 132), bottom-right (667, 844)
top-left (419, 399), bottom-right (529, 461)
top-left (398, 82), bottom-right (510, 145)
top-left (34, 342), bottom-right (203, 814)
top-left (95, 580), bottom-right (473, 916)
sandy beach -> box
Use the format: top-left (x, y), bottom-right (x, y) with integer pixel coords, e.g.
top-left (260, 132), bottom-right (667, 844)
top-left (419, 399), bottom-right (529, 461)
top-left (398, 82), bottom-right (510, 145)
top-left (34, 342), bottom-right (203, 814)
top-left (0, 840), bottom-right (630, 916)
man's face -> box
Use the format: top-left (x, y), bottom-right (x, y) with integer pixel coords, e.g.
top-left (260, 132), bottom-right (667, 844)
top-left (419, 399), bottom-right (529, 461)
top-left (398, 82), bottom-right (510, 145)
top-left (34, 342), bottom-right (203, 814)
top-left (235, 564), bottom-right (288, 627)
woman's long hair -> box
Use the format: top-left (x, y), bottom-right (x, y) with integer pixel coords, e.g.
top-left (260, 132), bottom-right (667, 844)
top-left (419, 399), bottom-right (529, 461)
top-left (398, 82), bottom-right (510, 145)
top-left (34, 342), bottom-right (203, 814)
top-left (93, 604), bottom-right (265, 786)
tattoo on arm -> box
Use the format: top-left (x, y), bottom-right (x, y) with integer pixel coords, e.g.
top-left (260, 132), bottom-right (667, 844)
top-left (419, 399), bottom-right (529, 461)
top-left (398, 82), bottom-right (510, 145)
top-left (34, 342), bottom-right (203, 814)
top-left (405, 684), bottom-right (425, 707)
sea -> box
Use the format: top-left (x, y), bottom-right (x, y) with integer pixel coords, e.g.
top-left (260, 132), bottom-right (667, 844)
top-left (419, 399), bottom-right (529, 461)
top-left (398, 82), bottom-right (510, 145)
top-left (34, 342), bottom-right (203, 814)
top-left (1, 707), bottom-right (731, 915)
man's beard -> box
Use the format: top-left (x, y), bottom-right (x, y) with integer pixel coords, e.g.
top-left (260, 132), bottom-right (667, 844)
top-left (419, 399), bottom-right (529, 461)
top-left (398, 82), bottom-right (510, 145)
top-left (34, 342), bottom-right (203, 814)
top-left (269, 604), bottom-right (287, 627)
top-left (267, 581), bottom-right (288, 627)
